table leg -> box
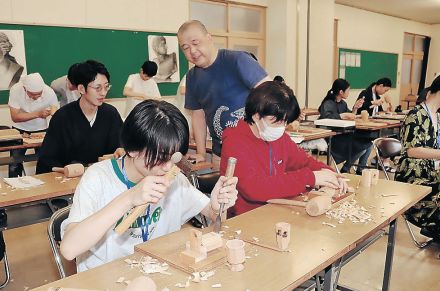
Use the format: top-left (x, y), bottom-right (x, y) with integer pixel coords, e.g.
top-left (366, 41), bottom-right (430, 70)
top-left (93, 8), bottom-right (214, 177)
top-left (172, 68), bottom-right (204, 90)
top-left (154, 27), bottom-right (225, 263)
top-left (382, 219), bottom-right (397, 291)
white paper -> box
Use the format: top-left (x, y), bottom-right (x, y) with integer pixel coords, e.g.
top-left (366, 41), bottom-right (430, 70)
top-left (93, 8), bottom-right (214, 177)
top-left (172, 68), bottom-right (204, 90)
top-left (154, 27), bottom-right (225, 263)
top-left (355, 53), bottom-right (361, 67)
top-left (340, 52), bottom-right (346, 66)
top-left (339, 67), bottom-right (346, 79)
top-left (350, 53), bottom-right (356, 67)
top-left (3, 176), bottom-right (44, 189)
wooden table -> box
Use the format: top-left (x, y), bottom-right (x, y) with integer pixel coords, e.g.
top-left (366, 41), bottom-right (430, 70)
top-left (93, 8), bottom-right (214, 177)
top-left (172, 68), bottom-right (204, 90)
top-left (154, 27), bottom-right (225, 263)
top-left (0, 139), bottom-right (42, 166)
top-left (303, 108), bottom-right (320, 120)
top-left (32, 175), bottom-right (431, 291)
top-left (0, 172), bottom-right (80, 230)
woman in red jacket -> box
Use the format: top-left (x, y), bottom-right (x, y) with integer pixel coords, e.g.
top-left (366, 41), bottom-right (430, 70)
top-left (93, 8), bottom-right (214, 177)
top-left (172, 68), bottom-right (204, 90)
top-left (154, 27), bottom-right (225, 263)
top-left (221, 81), bottom-right (347, 216)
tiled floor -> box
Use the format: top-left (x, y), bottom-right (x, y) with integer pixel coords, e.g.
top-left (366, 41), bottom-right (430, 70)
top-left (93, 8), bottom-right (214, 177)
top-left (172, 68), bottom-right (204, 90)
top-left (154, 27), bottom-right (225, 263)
top-left (0, 218), bottom-right (438, 291)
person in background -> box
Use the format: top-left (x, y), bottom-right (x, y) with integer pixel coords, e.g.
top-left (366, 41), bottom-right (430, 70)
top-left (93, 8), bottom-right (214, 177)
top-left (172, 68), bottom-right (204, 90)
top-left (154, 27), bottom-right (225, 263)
top-left (8, 72), bottom-right (58, 177)
top-left (60, 100), bottom-right (238, 272)
top-left (123, 60), bottom-right (161, 117)
top-left (396, 75), bottom-right (440, 242)
top-left (319, 78), bottom-right (372, 174)
top-left (178, 20), bottom-right (270, 169)
top-left (355, 77), bottom-right (392, 116)
top-left (50, 63), bottom-right (81, 107)
top-left (221, 81), bottom-right (347, 216)
top-left (36, 60), bottom-right (123, 174)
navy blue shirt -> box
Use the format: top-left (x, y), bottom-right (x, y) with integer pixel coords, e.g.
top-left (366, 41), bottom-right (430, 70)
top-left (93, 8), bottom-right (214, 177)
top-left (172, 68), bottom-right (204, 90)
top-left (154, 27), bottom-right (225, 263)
top-left (185, 49), bottom-right (267, 156)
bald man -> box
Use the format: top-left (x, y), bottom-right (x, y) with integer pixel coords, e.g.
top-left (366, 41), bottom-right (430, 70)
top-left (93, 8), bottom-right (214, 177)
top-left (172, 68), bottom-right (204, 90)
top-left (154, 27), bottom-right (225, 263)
top-left (178, 20), bottom-right (270, 169)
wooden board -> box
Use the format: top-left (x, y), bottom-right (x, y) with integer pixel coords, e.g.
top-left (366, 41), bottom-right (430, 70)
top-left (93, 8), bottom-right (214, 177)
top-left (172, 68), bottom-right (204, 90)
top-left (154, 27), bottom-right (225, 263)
top-left (286, 126), bottom-right (332, 137)
top-left (22, 132), bottom-right (46, 144)
top-left (135, 227), bottom-right (253, 274)
top-left (0, 129), bottom-right (22, 142)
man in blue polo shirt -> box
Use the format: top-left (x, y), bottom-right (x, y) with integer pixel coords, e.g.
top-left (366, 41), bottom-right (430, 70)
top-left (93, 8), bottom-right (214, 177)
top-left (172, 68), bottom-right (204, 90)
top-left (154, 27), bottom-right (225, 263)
top-left (178, 20), bottom-right (270, 169)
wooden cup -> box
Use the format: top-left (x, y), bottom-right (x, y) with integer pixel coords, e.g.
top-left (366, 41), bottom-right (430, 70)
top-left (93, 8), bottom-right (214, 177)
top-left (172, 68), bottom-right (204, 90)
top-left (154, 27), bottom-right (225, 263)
top-left (226, 239), bottom-right (246, 272)
top-left (361, 110), bottom-right (369, 122)
top-left (360, 169), bottom-right (372, 187)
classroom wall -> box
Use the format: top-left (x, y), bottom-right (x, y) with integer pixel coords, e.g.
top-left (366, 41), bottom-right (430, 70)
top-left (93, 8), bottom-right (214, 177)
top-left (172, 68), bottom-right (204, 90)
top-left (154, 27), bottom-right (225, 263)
top-left (427, 25), bottom-right (440, 85)
top-left (0, 0), bottom-right (189, 32)
top-left (335, 4), bottom-right (432, 108)
top-left (266, 0), bottom-right (297, 97)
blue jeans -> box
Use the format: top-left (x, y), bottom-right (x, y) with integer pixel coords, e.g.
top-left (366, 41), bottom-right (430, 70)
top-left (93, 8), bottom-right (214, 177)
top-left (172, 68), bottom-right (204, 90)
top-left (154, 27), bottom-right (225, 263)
top-left (340, 144), bottom-right (373, 173)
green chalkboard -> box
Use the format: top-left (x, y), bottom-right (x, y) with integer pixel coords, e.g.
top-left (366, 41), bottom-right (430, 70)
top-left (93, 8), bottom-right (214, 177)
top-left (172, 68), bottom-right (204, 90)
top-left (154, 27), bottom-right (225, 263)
top-left (338, 48), bottom-right (398, 89)
top-left (0, 23), bottom-right (188, 104)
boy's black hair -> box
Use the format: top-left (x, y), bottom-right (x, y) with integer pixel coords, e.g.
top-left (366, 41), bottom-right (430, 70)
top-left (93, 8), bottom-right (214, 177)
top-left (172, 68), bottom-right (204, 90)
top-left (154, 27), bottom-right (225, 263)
top-left (67, 63), bottom-right (80, 84)
top-left (74, 60), bottom-right (110, 90)
top-left (141, 61), bottom-right (158, 77)
top-left (121, 100), bottom-right (189, 168)
top-left (244, 81), bottom-right (300, 124)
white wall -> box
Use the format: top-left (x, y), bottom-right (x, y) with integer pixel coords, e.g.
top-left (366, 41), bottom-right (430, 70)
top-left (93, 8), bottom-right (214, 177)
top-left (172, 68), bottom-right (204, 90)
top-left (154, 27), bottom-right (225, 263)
top-left (0, 0), bottom-right (189, 32)
top-left (307, 0), bottom-right (334, 108)
top-left (335, 4), bottom-right (432, 108)
top-left (427, 25), bottom-right (440, 85)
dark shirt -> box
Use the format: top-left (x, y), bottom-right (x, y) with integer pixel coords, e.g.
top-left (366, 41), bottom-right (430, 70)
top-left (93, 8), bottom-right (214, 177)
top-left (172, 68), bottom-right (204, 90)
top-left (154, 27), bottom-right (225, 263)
top-left (36, 100), bottom-right (123, 174)
top-left (356, 87), bottom-right (384, 115)
top-left (318, 99), bottom-right (350, 119)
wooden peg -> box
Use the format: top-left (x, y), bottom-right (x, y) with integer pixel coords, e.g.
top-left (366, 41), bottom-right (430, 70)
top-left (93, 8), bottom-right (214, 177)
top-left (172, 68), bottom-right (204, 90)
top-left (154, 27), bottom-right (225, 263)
top-left (275, 222), bottom-right (291, 250)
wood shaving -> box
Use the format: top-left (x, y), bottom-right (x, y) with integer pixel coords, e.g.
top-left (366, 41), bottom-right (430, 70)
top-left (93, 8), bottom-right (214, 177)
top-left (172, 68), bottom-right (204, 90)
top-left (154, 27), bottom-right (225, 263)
top-left (212, 283), bottom-right (222, 288)
top-left (125, 256), bottom-right (171, 275)
top-left (235, 230), bottom-right (241, 235)
top-left (381, 194), bottom-right (398, 197)
top-left (124, 280), bottom-right (131, 285)
top-left (252, 237), bottom-right (259, 242)
top-left (200, 270), bottom-right (215, 281)
top-left (116, 277), bottom-right (125, 283)
top-left (223, 225), bottom-right (229, 229)
top-left (326, 199), bottom-right (372, 224)
top-left (175, 277), bottom-right (191, 288)
top-left (322, 222), bottom-right (336, 228)
top-left (192, 272), bottom-right (201, 283)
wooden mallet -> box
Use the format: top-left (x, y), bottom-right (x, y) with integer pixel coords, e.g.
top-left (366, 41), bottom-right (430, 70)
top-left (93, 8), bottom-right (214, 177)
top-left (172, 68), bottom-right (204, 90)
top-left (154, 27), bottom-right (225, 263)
top-left (52, 163), bottom-right (84, 178)
top-left (114, 152), bottom-right (183, 235)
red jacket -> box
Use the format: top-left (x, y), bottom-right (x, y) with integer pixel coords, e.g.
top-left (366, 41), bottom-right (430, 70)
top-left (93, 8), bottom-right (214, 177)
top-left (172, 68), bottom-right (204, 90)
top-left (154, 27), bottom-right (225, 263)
top-left (220, 120), bottom-right (332, 216)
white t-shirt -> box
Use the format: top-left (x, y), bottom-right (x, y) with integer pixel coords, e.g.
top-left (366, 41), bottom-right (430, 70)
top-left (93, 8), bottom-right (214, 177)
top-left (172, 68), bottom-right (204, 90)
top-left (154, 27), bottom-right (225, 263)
top-left (50, 75), bottom-right (80, 107)
top-left (8, 81), bottom-right (59, 132)
top-left (61, 159), bottom-right (209, 272)
top-left (124, 74), bottom-right (160, 117)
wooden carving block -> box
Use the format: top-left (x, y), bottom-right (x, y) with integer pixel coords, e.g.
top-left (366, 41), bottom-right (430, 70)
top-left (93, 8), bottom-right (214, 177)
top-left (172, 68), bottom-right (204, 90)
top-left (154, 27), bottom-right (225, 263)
top-left (98, 154), bottom-right (114, 162)
top-left (275, 222), bottom-right (291, 251)
top-left (305, 196), bottom-right (331, 217)
top-left (180, 229), bottom-right (207, 265)
top-left (225, 239), bottom-right (245, 272)
top-left (201, 232), bottom-right (223, 252)
top-left (64, 164), bottom-right (84, 177)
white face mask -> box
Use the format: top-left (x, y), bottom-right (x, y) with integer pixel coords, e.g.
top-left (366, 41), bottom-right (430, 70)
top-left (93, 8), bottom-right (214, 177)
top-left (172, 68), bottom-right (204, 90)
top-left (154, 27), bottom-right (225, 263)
top-left (256, 118), bottom-right (285, 142)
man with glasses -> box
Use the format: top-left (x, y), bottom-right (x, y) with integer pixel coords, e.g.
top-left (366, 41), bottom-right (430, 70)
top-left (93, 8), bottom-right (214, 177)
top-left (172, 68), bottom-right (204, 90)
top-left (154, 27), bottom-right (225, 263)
top-left (8, 72), bottom-right (58, 177)
top-left (36, 60), bottom-right (123, 174)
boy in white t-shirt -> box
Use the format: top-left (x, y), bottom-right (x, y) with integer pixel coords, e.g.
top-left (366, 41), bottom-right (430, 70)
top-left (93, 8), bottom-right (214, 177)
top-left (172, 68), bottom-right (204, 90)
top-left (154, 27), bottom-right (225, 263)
top-left (60, 100), bottom-right (238, 272)
top-left (123, 61), bottom-right (161, 117)
top-left (8, 72), bottom-right (58, 177)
